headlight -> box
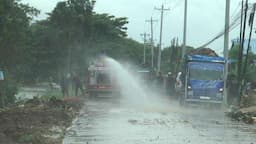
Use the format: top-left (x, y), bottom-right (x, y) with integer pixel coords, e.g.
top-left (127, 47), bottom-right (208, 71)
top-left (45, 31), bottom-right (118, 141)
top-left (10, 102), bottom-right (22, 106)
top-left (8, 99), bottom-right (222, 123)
top-left (219, 88), bottom-right (223, 92)
top-left (188, 86), bottom-right (191, 89)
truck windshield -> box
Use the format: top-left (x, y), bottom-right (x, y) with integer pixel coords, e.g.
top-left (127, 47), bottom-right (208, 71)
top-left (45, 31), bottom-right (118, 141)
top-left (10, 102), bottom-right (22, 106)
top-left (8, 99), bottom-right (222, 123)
top-left (189, 68), bottom-right (223, 81)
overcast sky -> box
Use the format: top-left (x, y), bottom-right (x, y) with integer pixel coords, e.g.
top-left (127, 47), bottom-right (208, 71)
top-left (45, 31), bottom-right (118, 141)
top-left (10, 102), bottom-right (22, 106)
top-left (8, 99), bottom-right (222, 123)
top-left (21, 0), bottom-right (256, 55)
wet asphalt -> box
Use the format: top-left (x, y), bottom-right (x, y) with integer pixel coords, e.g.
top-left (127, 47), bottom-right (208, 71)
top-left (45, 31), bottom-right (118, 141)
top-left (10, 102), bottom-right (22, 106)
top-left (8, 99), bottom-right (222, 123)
top-left (63, 95), bottom-right (256, 144)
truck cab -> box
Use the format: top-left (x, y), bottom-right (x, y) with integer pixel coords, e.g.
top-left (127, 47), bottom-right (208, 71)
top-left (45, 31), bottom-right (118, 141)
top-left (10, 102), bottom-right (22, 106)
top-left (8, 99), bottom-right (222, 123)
top-left (180, 55), bottom-right (225, 105)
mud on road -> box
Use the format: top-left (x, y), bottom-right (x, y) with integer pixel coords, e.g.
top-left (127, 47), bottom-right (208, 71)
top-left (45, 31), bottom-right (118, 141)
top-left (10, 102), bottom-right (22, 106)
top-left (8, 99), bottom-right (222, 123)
top-left (0, 97), bottom-right (84, 144)
top-left (64, 96), bottom-right (256, 144)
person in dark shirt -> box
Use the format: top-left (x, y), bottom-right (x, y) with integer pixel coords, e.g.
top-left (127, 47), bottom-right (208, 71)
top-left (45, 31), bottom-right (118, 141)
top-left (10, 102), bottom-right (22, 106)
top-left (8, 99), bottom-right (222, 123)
top-left (157, 72), bottom-right (164, 89)
top-left (60, 75), bottom-right (68, 96)
top-left (166, 72), bottom-right (175, 96)
top-left (72, 74), bottom-right (84, 96)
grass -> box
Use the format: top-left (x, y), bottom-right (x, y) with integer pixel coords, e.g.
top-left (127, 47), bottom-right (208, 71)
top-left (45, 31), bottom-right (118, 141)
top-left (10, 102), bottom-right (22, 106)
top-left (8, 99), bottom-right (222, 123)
top-left (18, 134), bottom-right (33, 143)
top-left (41, 89), bottom-right (63, 100)
top-left (41, 85), bottom-right (80, 100)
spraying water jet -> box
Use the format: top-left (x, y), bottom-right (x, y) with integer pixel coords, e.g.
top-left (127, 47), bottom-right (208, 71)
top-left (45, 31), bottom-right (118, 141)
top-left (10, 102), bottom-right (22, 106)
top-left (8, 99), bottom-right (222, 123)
top-left (103, 56), bottom-right (171, 111)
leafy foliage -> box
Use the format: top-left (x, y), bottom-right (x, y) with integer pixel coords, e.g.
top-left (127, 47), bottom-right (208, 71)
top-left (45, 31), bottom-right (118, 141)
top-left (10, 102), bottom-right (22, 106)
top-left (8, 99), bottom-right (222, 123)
top-left (0, 0), bottom-right (144, 85)
top-left (0, 0), bottom-right (199, 107)
top-left (0, 0), bottom-right (39, 106)
top-left (229, 44), bottom-right (256, 81)
top-left (161, 44), bottom-right (194, 74)
top-left (25, 0), bottom-right (143, 82)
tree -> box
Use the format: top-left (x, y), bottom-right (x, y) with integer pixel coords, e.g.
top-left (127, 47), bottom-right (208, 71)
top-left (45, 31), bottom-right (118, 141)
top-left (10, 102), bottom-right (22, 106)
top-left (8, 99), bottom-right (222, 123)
top-left (0, 0), bottom-right (38, 73)
top-left (23, 0), bottom-right (141, 81)
top-left (229, 44), bottom-right (256, 81)
top-left (0, 0), bottom-right (38, 107)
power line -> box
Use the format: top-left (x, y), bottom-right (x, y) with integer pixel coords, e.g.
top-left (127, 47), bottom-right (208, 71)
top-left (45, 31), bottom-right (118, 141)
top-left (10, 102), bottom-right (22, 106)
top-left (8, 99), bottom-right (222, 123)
top-left (231, 2), bottom-right (242, 20)
top-left (197, 3), bottom-right (255, 49)
top-left (171, 0), bottom-right (184, 11)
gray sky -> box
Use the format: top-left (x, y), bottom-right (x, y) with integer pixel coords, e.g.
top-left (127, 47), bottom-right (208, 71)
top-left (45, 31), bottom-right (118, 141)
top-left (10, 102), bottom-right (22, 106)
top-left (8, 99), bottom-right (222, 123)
top-left (22, 0), bottom-right (256, 55)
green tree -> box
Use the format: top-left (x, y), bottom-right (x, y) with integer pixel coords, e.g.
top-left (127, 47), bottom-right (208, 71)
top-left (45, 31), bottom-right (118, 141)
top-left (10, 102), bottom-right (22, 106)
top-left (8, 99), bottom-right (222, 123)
top-left (0, 0), bottom-right (38, 69)
top-left (229, 44), bottom-right (256, 81)
top-left (25, 0), bottom-right (142, 81)
top-left (0, 0), bottom-right (38, 106)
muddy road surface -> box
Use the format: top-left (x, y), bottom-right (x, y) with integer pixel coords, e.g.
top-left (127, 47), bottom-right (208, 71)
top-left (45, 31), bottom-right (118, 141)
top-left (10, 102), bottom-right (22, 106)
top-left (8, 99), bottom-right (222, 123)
top-left (63, 96), bottom-right (256, 144)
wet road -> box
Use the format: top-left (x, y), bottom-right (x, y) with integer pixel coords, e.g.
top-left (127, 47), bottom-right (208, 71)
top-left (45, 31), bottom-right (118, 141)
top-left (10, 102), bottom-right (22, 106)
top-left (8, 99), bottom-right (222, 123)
top-left (63, 96), bottom-right (256, 144)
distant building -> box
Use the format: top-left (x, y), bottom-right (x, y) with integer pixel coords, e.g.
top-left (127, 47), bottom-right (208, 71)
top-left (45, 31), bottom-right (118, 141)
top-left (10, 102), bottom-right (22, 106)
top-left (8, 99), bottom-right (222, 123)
top-left (231, 38), bottom-right (256, 54)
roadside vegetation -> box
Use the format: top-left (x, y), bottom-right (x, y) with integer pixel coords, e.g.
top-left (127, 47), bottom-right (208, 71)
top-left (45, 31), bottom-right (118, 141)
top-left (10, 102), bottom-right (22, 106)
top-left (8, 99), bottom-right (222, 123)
top-left (0, 0), bottom-right (145, 107)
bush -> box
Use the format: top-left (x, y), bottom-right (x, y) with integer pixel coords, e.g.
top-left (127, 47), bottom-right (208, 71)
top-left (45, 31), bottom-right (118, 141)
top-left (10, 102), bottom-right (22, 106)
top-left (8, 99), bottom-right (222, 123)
top-left (0, 73), bottom-right (18, 107)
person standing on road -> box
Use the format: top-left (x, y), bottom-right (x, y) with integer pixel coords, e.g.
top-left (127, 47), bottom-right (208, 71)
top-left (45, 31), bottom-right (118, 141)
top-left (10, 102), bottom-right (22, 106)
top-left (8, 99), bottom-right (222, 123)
top-left (166, 72), bottom-right (175, 96)
top-left (72, 73), bottom-right (84, 96)
top-left (157, 72), bottom-right (164, 91)
top-left (175, 72), bottom-right (183, 96)
top-left (60, 75), bottom-right (69, 96)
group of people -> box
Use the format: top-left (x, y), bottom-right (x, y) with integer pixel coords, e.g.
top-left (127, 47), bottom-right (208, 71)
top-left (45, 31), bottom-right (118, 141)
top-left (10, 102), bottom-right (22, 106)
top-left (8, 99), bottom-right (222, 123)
top-left (59, 70), bottom-right (183, 97)
top-left (60, 73), bottom-right (84, 97)
top-left (154, 71), bottom-right (183, 96)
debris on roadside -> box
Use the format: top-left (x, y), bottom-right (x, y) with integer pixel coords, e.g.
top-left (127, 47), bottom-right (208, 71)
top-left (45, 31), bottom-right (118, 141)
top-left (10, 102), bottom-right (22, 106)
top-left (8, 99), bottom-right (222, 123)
top-left (226, 87), bottom-right (256, 124)
top-left (240, 89), bottom-right (256, 108)
top-left (226, 106), bottom-right (256, 124)
top-left (0, 96), bottom-right (84, 144)
top-left (24, 97), bottom-right (41, 108)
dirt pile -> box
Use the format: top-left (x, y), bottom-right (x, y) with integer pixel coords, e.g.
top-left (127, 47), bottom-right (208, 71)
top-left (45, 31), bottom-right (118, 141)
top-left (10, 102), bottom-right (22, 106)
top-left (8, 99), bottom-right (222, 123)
top-left (226, 106), bottom-right (256, 124)
top-left (0, 97), bottom-right (84, 144)
top-left (189, 48), bottom-right (218, 56)
top-left (226, 87), bottom-right (256, 124)
top-left (241, 90), bottom-right (256, 107)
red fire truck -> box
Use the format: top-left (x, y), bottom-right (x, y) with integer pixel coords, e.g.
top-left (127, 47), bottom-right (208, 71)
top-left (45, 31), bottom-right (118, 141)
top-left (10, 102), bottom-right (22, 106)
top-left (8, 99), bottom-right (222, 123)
top-left (86, 61), bottom-right (119, 96)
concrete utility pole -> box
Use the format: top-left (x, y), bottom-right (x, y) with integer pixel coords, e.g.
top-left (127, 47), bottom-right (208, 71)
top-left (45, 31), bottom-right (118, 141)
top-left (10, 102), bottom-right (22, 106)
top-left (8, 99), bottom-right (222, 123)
top-left (155, 4), bottom-right (170, 72)
top-left (239, 0), bottom-right (248, 103)
top-left (146, 17), bottom-right (157, 69)
top-left (223, 0), bottom-right (230, 106)
top-left (182, 0), bottom-right (188, 59)
top-left (237, 0), bottom-right (244, 88)
top-left (140, 33), bottom-right (150, 64)
top-left (243, 3), bottom-right (256, 92)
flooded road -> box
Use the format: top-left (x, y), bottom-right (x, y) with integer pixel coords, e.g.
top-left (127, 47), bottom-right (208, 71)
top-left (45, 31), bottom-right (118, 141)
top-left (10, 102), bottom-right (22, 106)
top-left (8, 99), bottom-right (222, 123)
top-left (63, 96), bottom-right (256, 144)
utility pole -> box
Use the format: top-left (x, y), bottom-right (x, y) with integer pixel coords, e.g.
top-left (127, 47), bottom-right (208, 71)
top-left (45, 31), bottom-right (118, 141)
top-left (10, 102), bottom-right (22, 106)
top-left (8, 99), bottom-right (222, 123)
top-left (182, 0), bottom-right (188, 59)
top-left (223, 0), bottom-right (230, 106)
top-left (242, 3), bottom-right (256, 93)
top-left (237, 0), bottom-right (244, 89)
top-left (140, 33), bottom-right (150, 65)
top-left (155, 4), bottom-right (170, 72)
top-left (239, 0), bottom-right (249, 103)
top-left (146, 17), bottom-right (157, 69)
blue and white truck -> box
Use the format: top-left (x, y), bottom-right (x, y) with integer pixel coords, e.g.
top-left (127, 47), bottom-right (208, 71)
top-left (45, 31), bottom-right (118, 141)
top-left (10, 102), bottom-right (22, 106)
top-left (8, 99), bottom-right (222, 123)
top-left (180, 55), bottom-right (225, 105)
